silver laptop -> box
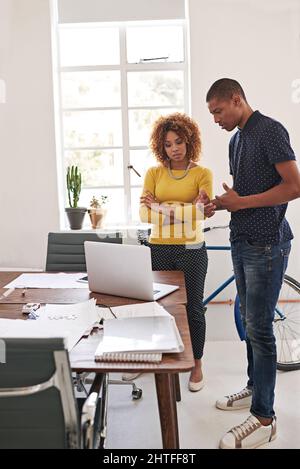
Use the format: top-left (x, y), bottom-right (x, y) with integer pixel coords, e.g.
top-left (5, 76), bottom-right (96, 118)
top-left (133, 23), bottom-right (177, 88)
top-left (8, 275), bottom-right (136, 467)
top-left (84, 241), bottom-right (179, 301)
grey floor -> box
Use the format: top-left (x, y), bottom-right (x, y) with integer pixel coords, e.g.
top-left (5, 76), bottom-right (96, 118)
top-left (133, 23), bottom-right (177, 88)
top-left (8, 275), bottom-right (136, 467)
top-left (106, 339), bottom-right (300, 449)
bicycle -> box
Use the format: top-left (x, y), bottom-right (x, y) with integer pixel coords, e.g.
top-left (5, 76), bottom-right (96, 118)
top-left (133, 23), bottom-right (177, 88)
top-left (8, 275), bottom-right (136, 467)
top-left (204, 225), bottom-right (300, 371)
top-left (137, 225), bottom-right (300, 371)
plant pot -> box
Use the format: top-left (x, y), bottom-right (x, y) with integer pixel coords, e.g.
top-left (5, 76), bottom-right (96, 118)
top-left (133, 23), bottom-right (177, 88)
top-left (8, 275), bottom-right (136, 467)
top-left (65, 207), bottom-right (87, 230)
top-left (88, 208), bottom-right (107, 229)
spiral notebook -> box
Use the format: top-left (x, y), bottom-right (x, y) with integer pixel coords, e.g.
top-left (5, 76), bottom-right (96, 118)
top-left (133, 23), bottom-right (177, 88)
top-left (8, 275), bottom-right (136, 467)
top-left (95, 315), bottom-right (183, 363)
top-left (94, 350), bottom-right (162, 363)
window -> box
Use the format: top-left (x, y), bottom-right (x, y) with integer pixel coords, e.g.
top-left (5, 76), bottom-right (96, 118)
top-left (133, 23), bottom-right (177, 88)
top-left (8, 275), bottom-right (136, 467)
top-left (57, 20), bottom-right (188, 226)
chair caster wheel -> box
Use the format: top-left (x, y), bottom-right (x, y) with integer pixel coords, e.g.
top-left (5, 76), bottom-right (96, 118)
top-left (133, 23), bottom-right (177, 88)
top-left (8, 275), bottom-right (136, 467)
top-left (132, 388), bottom-right (142, 400)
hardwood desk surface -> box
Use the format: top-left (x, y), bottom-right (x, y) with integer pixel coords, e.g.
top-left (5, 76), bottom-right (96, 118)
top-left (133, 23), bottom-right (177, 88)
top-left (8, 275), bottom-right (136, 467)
top-left (0, 271), bottom-right (193, 449)
top-left (70, 304), bottom-right (193, 373)
top-left (0, 271), bottom-right (192, 372)
top-left (0, 271), bottom-right (187, 310)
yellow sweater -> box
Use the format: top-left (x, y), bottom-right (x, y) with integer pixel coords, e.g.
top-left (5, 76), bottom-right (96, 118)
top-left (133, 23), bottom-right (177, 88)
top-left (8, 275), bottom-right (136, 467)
top-left (140, 165), bottom-right (213, 245)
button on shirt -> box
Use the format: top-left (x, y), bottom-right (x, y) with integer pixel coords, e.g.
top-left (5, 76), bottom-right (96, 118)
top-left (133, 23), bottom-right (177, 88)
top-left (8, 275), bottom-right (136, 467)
top-left (229, 111), bottom-right (296, 244)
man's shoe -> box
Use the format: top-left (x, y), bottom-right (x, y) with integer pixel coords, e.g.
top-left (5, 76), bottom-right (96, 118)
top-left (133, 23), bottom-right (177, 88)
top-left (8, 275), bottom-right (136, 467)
top-left (188, 378), bottom-right (205, 392)
top-left (122, 373), bottom-right (142, 381)
top-left (216, 387), bottom-right (252, 410)
top-left (219, 415), bottom-right (277, 449)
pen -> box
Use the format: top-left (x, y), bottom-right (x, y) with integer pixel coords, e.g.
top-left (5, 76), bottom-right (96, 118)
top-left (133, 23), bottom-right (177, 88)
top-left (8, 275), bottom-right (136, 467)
top-left (98, 304), bottom-right (117, 319)
top-left (108, 306), bottom-right (117, 319)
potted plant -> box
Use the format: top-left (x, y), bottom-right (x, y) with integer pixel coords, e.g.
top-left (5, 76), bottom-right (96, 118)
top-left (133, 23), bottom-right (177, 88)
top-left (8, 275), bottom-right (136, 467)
top-left (65, 166), bottom-right (87, 230)
top-left (88, 195), bottom-right (108, 229)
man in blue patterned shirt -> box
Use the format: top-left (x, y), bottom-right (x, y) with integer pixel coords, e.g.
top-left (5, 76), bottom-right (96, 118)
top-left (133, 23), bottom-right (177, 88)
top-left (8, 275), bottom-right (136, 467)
top-left (204, 78), bottom-right (300, 449)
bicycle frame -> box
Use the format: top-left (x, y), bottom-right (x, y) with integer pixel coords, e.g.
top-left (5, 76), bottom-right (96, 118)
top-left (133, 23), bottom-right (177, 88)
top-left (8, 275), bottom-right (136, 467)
top-left (203, 246), bottom-right (233, 307)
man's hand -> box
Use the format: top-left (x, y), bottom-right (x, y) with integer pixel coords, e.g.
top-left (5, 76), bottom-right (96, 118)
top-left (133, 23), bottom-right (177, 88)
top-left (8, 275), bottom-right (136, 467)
top-left (216, 183), bottom-right (243, 212)
top-left (193, 189), bottom-right (216, 218)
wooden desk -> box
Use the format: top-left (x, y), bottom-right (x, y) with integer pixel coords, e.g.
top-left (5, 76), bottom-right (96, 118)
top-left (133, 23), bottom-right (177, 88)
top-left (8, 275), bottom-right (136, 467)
top-left (0, 271), bottom-right (187, 308)
top-left (0, 271), bottom-right (193, 449)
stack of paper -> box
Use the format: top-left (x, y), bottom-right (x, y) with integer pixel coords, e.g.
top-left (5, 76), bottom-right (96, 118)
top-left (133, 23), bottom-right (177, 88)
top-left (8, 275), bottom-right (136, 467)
top-left (0, 299), bottom-right (99, 351)
top-left (95, 306), bottom-right (184, 363)
top-left (4, 273), bottom-right (89, 289)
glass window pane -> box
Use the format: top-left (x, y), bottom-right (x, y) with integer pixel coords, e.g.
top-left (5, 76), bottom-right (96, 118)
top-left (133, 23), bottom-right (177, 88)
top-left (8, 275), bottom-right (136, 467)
top-left (61, 71), bottom-right (121, 108)
top-left (131, 187), bottom-right (146, 223)
top-left (129, 150), bottom-right (157, 186)
top-left (79, 188), bottom-right (125, 225)
top-left (59, 26), bottom-right (120, 66)
top-left (65, 150), bottom-right (123, 186)
top-left (128, 71), bottom-right (184, 107)
top-left (126, 25), bottom-right (184, 64)
top-left (129, 108), bottom-right (182, 146)
top-left (63, 110), bottom-right (122, 148)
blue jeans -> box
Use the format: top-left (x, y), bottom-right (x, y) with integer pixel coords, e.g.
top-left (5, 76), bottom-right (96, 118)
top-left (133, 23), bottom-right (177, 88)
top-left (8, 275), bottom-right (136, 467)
top-left (231, 239), bottom-right (291, 419)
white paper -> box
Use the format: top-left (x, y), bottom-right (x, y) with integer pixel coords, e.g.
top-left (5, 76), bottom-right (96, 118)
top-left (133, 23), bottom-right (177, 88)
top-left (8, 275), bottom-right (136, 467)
top-left (97, 301), bottom-right (171, 321)
top-left (4, 273), bottom-right (89, 289)
top-left (99, 315), bottom-right (184, 354)
top-left (0, 299), bottom-right (98, 351)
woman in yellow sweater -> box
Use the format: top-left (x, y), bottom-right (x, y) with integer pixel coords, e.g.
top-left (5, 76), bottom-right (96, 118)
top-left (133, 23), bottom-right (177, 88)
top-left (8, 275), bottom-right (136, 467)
top-left (140, 113), bottom-right (213, 391)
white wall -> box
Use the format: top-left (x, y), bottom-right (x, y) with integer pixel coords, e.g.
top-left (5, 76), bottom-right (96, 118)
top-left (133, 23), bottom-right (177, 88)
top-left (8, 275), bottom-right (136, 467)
top-left (0, 0), bottom-right (60, 270)
top-left (187, 0), bottom-right (300, 302)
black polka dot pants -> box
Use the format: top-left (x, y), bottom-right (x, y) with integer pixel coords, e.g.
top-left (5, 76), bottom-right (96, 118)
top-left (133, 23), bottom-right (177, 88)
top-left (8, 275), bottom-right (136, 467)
top-left (149, 243), bottom-right (208, 359)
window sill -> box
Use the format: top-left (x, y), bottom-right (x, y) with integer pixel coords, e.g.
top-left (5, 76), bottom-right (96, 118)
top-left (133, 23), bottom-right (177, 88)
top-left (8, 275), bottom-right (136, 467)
top-left (58, 223), bottom-right (151, 233)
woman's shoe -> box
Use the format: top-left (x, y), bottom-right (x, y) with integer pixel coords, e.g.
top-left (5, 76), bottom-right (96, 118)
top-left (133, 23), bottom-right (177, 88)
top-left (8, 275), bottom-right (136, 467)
top-left (188, 378), bottom-right (205, 392)
top-left (122, 372), bottom-right (142, 381)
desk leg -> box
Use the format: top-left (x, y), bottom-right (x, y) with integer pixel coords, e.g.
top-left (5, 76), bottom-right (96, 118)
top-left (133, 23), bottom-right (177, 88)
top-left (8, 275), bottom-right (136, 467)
top-left (155, 373), bottom-right (179, 449)
top-left (173, 373), bottom-right (181, 402)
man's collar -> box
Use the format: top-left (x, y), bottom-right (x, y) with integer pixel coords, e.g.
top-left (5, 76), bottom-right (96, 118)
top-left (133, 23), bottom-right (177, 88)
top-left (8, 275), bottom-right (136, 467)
top-left (239, 110), bottom-right (260, 133)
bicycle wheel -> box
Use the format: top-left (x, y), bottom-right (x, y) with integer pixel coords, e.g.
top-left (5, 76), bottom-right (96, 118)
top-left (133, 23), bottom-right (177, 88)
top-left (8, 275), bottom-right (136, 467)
top-left (274, 275), bottom-right (300, 371)
top-left (234, 275), bottom-right (300, 371)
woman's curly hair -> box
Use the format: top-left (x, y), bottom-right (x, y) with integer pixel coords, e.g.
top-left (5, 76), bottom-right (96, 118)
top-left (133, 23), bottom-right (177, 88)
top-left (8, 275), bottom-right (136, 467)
top-left (150, 113), bottom-right (202, 164)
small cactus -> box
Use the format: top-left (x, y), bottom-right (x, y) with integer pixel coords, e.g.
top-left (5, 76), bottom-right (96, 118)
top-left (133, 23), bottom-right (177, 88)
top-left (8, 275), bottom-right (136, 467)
top-left (66, 166), bottom-right (82, 208)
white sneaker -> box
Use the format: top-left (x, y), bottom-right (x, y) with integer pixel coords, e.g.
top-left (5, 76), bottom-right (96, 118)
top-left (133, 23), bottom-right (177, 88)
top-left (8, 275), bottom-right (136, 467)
top-left (122, 373), bottom-right (142, 381)
top-left (216, 387), bottom-right (252, 410)
top-left (219, 414), bottom-right (277, 449)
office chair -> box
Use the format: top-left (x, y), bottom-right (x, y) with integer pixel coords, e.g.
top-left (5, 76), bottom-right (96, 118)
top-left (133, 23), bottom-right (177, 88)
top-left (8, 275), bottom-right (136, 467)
top-left (45, 232), bottom-right (142, 400)
top-left (0, 338), bottom-right (108, 449)
top-left (137, 228), bottom-right (151, 246)
top-left (46, 232), bottom-right (122, 272)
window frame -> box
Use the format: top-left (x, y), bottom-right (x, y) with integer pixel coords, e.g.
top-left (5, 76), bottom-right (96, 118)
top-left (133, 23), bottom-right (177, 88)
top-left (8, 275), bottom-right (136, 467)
top-left (56, 19), bottom-right (190, 227)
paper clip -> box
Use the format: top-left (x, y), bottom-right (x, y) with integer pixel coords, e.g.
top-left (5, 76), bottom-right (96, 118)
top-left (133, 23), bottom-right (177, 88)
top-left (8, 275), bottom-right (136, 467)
top-left (28, 309), bottom-right (40, 320)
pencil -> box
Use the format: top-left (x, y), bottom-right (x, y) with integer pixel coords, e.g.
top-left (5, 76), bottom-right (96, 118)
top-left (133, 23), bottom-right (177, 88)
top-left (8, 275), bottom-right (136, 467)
top-left (0, 288), bottom-right (15, 300)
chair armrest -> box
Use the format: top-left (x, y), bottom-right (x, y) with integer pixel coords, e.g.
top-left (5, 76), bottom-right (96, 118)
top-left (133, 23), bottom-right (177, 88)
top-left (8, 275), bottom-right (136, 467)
top-left (81, 373), bottom-right (108, 449)
top-left (81, 392), bottom-right (98, 449)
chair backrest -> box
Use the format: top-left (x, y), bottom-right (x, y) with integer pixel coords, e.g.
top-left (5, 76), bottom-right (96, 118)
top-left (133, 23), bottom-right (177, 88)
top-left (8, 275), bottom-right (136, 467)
top-left (46, 232), bottom-right (122, 272)
top-left (0, 338), bottom-right (80, 449)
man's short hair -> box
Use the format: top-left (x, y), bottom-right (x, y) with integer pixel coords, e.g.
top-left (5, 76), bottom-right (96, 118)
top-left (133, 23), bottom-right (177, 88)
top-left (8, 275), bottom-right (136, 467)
top-left (206, 78), bottom-right (247, 102)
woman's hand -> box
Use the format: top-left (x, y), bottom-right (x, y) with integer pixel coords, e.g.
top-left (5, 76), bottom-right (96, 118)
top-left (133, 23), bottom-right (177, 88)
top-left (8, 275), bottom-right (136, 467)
top-left (140, 191), bottom-right (160, 211)
top-left (193, 190), bottom-right (216, 218)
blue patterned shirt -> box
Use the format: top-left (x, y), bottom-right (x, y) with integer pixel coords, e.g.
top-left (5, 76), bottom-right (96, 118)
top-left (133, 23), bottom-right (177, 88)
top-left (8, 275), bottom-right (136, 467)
top-left (229, 111), bottom-right (296, 244)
